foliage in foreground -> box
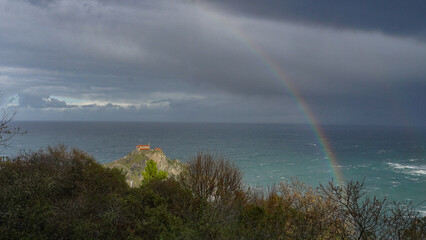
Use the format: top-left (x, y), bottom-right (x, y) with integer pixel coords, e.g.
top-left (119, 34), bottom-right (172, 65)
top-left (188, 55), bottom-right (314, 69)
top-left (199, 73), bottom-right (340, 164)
top-left (0, 146), bottom-right (424, 240)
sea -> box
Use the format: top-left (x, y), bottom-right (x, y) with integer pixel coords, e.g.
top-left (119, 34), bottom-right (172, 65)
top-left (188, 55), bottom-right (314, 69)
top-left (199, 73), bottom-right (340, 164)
top-left (3, 121), bottom-right (426, 214)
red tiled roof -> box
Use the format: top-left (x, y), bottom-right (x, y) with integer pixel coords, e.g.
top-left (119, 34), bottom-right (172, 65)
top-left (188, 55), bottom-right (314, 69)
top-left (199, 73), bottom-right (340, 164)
top-left (137, 145), bottom-right (150, 150)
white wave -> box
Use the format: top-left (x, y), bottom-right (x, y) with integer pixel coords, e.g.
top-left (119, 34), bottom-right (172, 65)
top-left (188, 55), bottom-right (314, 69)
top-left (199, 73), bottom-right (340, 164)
top-left (387, 162), bottom-right (426, 176)
top-left (404, 176), bottom-right (419, 181)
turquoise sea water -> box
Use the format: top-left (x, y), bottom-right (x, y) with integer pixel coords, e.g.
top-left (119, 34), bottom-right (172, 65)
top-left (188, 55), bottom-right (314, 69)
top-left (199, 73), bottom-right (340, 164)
top-left (3, 122), bottom-right (426, 214)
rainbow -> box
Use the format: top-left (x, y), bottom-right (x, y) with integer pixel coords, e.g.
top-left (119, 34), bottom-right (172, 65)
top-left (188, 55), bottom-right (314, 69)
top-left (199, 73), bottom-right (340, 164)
top-left (196, 2), bottom-right (345, 185)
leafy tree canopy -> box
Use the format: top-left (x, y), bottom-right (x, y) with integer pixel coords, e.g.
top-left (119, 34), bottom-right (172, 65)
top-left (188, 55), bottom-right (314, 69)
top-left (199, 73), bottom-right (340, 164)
top-left (142, 159), bottom-right (168, 182)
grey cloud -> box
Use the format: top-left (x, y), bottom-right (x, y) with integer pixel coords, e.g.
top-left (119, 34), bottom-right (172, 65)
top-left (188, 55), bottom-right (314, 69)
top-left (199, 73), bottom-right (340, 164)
top-left (7, 95), bottom-right (18, 104)
top-left (18, 94), bottom-right (73, 109)
top-left (300, 79), bottom-right (426, 125)
top-left (204, 0), bottom-right (426, 40)
top-left (150, 99), bottom-right (171, 104)
top-left (25, 0), bottom-right (55, 7)
top-left (44, 97), bottom-right (70, 108)
top-left (81, 104), bottom-right (97, 109)
top-left (18, 94), bottom-right (49, 108)
top-left (1, 0), bottom-right (425, 125)
top-left (17, 93), bottom-right (132, 110)
top-left (0, 0), bottom-right (286, 97)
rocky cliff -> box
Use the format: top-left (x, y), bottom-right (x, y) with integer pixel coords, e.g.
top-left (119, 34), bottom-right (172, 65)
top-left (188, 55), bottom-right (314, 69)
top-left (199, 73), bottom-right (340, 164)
top-left (104, 148), bottom-right (185, 187)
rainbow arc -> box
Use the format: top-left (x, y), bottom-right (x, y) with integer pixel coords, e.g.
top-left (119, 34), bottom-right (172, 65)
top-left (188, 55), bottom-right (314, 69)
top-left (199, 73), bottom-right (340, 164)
top-left (197, 2), bottom-right (345, 185)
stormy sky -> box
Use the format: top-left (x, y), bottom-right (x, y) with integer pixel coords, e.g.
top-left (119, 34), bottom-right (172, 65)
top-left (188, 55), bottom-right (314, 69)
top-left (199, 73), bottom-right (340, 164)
top-left (0, 0), bottom-right (425, 125)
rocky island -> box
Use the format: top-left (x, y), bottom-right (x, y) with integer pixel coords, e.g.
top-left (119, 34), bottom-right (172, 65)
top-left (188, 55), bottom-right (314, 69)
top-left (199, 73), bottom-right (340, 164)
top-left (104, 146), bottom-right (185, 187)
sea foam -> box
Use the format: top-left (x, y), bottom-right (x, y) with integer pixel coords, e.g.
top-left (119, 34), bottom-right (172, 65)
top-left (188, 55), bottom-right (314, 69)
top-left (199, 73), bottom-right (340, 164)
top-left (387, 162), bottom-right (426, 176)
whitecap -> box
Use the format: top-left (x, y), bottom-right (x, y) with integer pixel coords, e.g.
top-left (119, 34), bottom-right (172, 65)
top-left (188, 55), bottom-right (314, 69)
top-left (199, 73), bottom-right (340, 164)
top-left (404, 176), bottom-right (419, 181)
top-left (412, 170), bottom-right (426, 175)
top-left (387, 162), bottom-right (426, 177)
top-left (358, 164), bottom-right (368, 168)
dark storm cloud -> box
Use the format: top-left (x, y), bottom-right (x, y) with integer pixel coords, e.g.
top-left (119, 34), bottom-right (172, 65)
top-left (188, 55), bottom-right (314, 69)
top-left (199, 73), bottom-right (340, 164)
top-left (0, 0), bottom-right (286, 97)
top-left (301, 79), bottom-right (426, 125)
top-left (205, 0), bottom-right (426, 39)
top-left (0, 0), bottom-right (425, 125)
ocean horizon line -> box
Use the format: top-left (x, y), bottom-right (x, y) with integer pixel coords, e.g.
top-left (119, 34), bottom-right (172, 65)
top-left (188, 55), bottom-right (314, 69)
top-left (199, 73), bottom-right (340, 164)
top-left (11, 120), bottom-right (426, 128)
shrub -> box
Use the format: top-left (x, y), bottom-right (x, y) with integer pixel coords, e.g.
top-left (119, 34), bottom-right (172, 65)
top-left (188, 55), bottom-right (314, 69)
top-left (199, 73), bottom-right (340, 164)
top-left (1, 147), bottom-right (424, 239)
top-left (142, 159), bottom-right (167, 182)
top-left (0, 145), bottom-right (128, 239)
top-left (180, 152), bottom-right (245, 204)
top-left (321, 179), bottom-right (426, 239)
top-left (179, 152), bottom-right (247, 239)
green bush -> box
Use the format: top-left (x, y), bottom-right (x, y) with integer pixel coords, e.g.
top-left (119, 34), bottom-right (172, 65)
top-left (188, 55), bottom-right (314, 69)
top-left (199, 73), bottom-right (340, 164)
top-left (0, 147), bottom-right (424, 239)
top-left (141, 159), bottom-right (167, 182)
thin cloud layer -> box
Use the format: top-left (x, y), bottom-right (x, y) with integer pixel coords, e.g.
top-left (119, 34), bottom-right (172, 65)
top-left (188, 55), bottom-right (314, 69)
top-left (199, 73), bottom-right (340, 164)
top-left (0, 0), bottom-right (425, 125)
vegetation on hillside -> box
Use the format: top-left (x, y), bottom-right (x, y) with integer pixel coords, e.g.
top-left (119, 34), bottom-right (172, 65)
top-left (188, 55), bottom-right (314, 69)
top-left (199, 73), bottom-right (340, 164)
top-left (0, 146), bottom-right (424, 239)
top-left (104, 149), bottom-right (184, 187)
top-left (142, 159), bottom-right (168, 182)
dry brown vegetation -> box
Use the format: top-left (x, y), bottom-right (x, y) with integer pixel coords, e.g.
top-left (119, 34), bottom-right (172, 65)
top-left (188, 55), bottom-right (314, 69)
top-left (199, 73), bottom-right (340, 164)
top-left (178, 152), bottom-right (425, 239)
top-left (0, 148), bottom-right (424, 239)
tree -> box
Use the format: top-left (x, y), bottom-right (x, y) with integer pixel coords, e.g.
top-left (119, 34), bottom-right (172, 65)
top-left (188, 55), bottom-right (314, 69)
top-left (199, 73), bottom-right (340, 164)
top-left (320, 179), bottom-right (425, 239)
top-left (0, 108), bottom-right (25, 153)
top-left (142, 159), bottom-right (167, 182)
top-left (180, 152), bottom-right (244, 203)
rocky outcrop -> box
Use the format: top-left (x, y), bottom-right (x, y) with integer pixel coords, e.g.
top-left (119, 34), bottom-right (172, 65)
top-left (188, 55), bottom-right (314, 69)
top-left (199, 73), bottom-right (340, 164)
top-left (104, 148), bottom-right (185, 187)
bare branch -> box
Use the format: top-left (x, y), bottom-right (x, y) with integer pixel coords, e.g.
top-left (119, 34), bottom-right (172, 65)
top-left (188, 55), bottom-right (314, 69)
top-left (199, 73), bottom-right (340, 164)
top-left (0, 107), bottom-right (26, 153)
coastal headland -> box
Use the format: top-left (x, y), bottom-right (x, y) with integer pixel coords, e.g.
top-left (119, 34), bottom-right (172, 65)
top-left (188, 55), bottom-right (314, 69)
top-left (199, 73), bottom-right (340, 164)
top-left (104, 146), bottom-right (185, 187)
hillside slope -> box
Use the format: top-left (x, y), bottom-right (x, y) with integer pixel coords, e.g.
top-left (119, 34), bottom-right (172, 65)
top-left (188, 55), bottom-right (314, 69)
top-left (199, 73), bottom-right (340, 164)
top-left (104, 148), bottom-right (185, 187)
